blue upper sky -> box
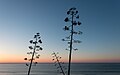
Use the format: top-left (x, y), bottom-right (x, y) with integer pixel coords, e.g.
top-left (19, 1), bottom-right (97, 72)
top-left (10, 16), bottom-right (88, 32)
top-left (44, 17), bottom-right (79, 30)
top-left (0, 0), bottom-right (120, 63)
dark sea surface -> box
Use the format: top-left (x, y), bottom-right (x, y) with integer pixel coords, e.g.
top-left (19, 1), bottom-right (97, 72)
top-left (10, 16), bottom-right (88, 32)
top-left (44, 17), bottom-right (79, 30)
top-left (0, 63), bottom-right (120, 75)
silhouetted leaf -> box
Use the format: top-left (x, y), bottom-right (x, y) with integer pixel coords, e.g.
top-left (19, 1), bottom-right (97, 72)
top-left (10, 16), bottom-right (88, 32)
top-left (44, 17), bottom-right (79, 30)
top-left (62, 39), bottom-right (65, 41)
top-left (59, 57), bottom-right (61, 59)
top-left (76, 15), bottom-right (79, 19)
top-left (76, 11), bottom-right (78, 14)
top-left (67, 11), bottom-right (70, 15)
top-left (36, 33), bottom-right (40, 36)
top-left (29, 59), bottom-right (31, 61)
top-left (78, 21), bottom-right (82, 25)
top-left (77, 40), bottom-right (82, 43)
top-left (27, 52), bottom-right (31, 54)
top-left (64, 26), bottom-right (69, 30)
top-left (74, 40), bottom-right (81, 43)
top-left (65, 48), bottom-right (69, 50)
top-left (52, 52), bottom-right (55, 55)
top-left (68, 42), bottom-right (70, 44)
top-left (73, 21), bottom-right (77, 25)
top-left (36, 46), bottom-right (40, 48)
top-left (74, 48), bottom-right (78, 51)
top-left (36, 49), bottom-right (39, 51)
top-left (66, 36), bottom-right (70, 39)
top-left (34, 35), bottom-right (37, 38)
top-left (26, 63), bottom-right (29, 66)
top-left (37, 33), bottom-right (39, 35)
top-left (39, 47), bottom-right (43, 50)
top-left (24, 58), bottom-right (27, 60)
top-left (73, 40), bottom-right (77, 43)
top-left (69, 8), bottom-right (72, 11)
top-left (29, 40), bottom-right (33, 43)
top-left (39, 40), bottom-right (42, 43)
top-left (64, 17), bottom-right (69, 22)
top-left (29, 52), bottom-right (32, 54)
top-left (38, 37), bottom-right (41, 39)
top-left (78, 31), bottom-right (83, 34)
top-left (73, 31), bottom-right (78, 34)
top-left (36, 56), bottom-right (39, 58)
top-left (33, 41), bottom-right (37, 44)
top-left (34, 62), bottom-right (38, 64)
top-left (29, 46), bottom-right (33, 49)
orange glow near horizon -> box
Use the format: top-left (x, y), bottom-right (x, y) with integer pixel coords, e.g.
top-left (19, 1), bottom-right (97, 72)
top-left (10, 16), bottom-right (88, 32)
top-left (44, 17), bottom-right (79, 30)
top-left (0, 54), bottom-right (24, 63)
top-left (0, 50), bottom-right (120, 63)
top-left (0, 56), bottom-right (120, 63)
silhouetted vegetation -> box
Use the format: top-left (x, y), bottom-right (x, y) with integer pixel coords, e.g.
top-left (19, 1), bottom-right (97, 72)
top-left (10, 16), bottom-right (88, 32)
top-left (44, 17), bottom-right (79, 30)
top-left (52, 52), bottom-right (67, 75)
top-left (62, 7), bottom-right (82, 75)
top-left (24, 33), bottom-right (43, 75)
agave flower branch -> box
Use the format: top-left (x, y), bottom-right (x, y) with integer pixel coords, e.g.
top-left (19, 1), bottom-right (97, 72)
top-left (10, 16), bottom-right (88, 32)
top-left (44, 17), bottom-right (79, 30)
top-left (63, 7), bottom-right (82, 75)
top-left (24, 33), bottom-right (43, 75)
top-left (52, 52), bottom-right (67, 75)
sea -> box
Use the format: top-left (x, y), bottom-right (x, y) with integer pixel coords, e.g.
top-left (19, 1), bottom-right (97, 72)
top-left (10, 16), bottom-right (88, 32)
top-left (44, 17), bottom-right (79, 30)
top-left (0, 63), bottom-right (120, 75)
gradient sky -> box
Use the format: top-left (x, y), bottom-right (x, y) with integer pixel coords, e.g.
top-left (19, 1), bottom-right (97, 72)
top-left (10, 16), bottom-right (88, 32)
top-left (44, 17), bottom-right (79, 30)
top-left (0, 0), bottom-right (120, 63)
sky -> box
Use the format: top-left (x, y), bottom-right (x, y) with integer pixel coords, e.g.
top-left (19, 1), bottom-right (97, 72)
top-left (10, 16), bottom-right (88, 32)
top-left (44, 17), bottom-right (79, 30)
top-left (0, 0), bottom-right (120, 63)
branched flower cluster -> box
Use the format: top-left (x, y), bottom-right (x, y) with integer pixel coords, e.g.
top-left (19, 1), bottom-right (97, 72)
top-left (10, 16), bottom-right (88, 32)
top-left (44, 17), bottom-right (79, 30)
top-left (52, 52), bottom-right (67, 75)
top-left (62, 7), bottom-right (82, 75)
top-left (62, 7), bottom-right (82, 51)
top-left (24, 33), bottom-right (43, 75)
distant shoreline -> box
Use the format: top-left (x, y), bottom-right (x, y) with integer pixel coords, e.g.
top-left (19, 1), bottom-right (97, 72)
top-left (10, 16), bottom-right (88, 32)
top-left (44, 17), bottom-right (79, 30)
top-left (0, 62), bottom-right (120, 64)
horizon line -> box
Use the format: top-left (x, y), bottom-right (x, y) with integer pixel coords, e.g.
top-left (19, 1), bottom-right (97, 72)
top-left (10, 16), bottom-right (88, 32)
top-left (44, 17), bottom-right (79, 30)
top-left (0, 62), bottom-right (120, 64)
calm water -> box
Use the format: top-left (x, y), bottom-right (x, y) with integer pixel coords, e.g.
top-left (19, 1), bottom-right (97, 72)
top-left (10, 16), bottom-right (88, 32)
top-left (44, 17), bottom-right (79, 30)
top-left (0, 63), bottom-right (120, 75)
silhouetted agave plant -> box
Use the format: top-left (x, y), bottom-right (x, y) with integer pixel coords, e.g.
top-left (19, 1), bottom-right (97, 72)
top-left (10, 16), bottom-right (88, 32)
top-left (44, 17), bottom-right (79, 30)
top-left (24, 33), bottom-right (43, 75)
top-left (52, 52), bottom-right (67, 75)
top-left (63, 7), bottom-right (82, 75)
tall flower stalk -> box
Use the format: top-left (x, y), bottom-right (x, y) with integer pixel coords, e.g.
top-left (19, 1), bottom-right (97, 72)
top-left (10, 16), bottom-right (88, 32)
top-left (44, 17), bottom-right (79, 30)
top-left (24, 33), bottom-right (43, 75)
top-left (52, 52), bottom-right (67, 75)
top-left (63, 7), bottom-right (82, 75)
